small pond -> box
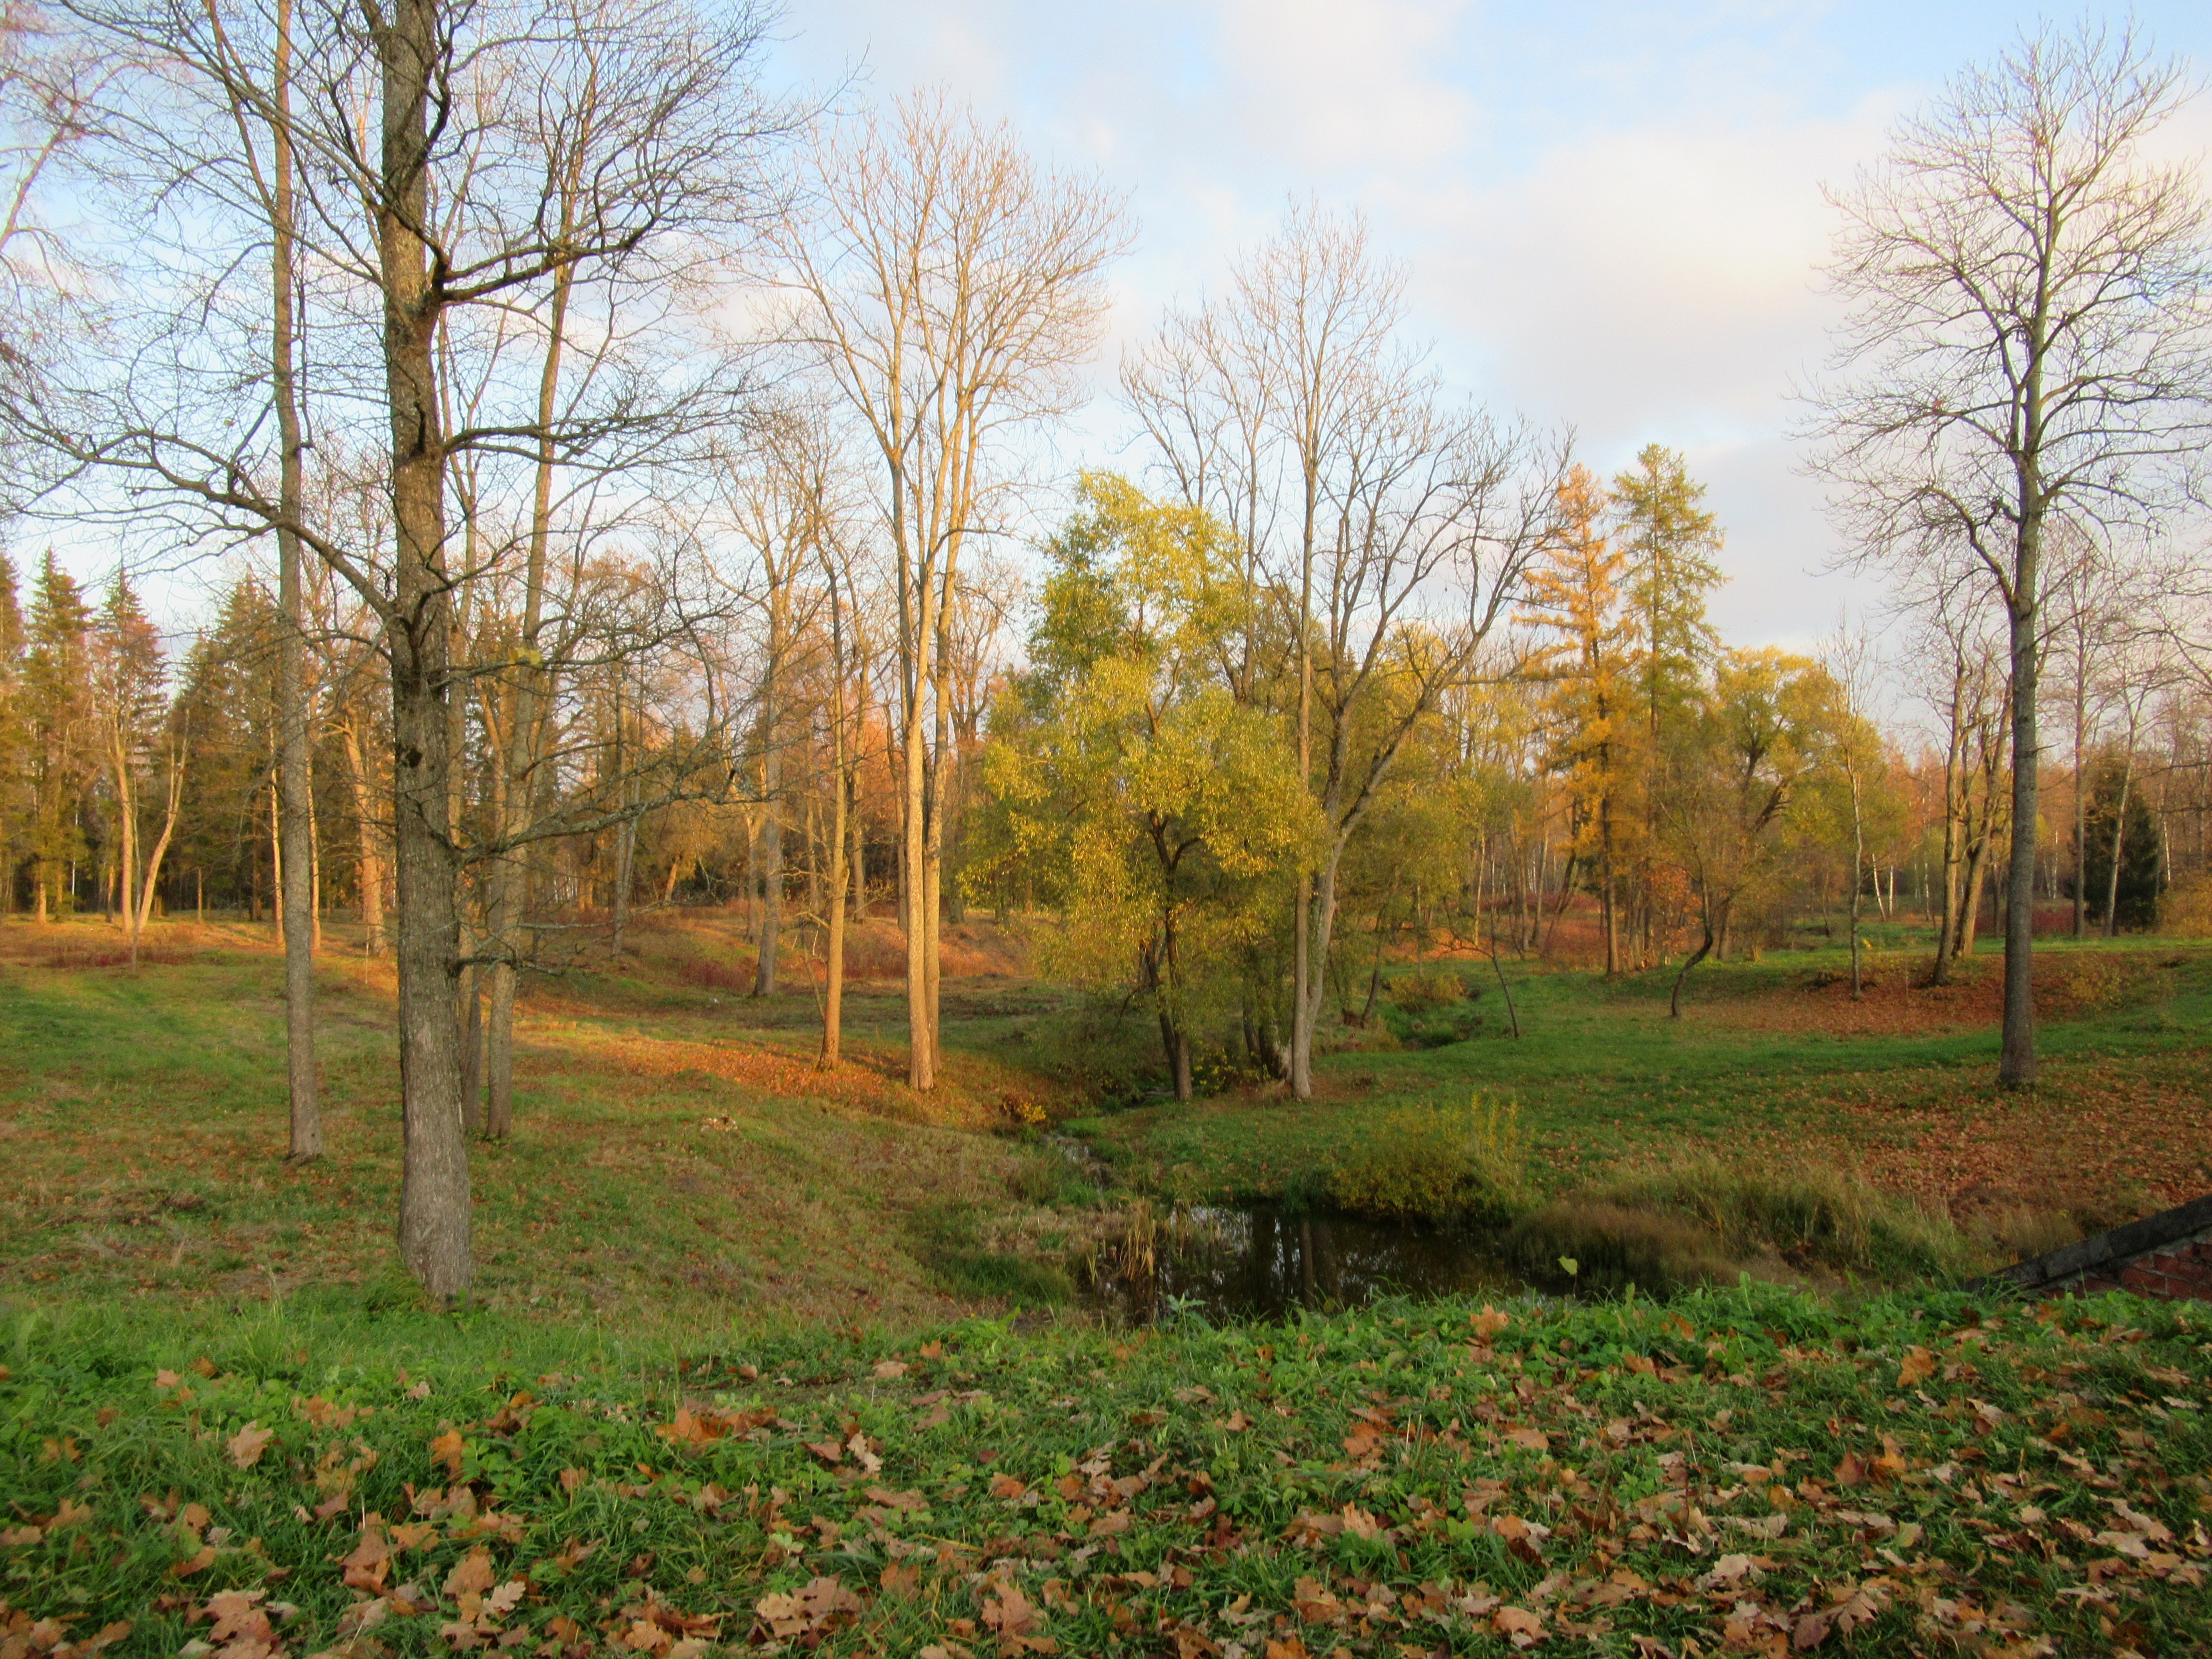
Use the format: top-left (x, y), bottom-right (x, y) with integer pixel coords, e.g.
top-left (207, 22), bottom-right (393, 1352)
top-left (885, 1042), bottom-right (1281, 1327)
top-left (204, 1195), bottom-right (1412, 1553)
top-left (1085, 1202), bottom-right (1527, 1324)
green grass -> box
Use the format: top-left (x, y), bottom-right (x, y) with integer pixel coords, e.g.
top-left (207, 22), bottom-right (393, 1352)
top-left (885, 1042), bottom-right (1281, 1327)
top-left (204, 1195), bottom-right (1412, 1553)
top-left (0, 917), bottom-right (1096, 1327)
top-left (3, 1286), bottom-right (2207, 1657)
top-left (1071, 938), bottom-right (2212, 1229)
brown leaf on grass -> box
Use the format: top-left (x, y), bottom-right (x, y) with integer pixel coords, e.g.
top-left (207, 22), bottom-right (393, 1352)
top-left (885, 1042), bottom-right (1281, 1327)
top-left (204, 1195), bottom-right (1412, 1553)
top-left (1834, 1452), bottom-right (1867, 1488)
top-left (1220, 1410), bottom-right (1252, 1433)
top-left (1494, 1606), bottom-right (1545, 1648)
top-left (169, 1545), bottom-right (218, 1578)
top-left (981, 1583), bottom-right (1056, 1654)
top-left (1504, 1427), bottom-right (1549, 1453)
top-left (339, 1527), bottom-right (392, 1592)
top-left (805, 1440), bottom-right (843, 1466)
top-left (654, 1409), bottom-right (726, 1450)
top-left (1292, 1577), bottom-right (1342, 1624)
top-left (1490, 1513), bottom-right (1548, 1564)
top-left (227, 1422), bottom-right (274, 1469)
top-left (879, 1563), bottom-right (921, 1597)
top-left (1471, 1306), bottom-right (1510, 1339)
top-left (874, 1359), bottom-right (910, 1380)
top-left (1896, 1347), bottom-right (1937, 1388)
top-left (1792, 1580), bottom-right (1891, 1650)
top-left (442, 1548), bottom-right (495, 1601)
top-left (1263, 1641), bottom-right (1311, 1659)
top-left (201, 1589), bottom-right (274, 1646)
top-left (428, 1430), bottom-right (465, 1479)
top-left (754, 1578), bottom-right (863, 1642)
top-left (1339, 1504), bottom-right (1382, 1541)
top-left (988, 1473), bottom-right (1028, 1500)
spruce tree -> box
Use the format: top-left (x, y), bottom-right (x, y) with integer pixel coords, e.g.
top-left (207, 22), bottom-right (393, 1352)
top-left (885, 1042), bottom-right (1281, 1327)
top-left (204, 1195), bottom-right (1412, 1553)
top-left (25, 553), bottom-right (92, 920)
top-left (0, 553), bottom-right (26, 913)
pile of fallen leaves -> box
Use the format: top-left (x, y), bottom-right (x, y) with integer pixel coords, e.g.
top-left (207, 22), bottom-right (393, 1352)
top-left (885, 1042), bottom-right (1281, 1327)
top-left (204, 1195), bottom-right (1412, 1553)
top-left (2, 1284), bottom-right (2206, 1658)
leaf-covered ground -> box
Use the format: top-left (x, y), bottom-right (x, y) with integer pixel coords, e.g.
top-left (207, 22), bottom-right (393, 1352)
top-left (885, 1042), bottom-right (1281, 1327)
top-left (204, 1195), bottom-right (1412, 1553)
top-left (5, 1287), bottom-right (2207, 1659)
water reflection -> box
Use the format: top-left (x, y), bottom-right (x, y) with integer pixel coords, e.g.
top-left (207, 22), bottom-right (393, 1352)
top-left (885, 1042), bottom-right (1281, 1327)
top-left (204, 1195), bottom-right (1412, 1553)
top-left (1089, 1203), bottom-right (1525, 1324)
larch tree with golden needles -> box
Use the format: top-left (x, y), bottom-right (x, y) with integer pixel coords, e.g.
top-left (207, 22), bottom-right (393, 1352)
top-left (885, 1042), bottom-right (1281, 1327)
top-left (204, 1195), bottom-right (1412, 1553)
top-left (1520, 464), bottom-right (1638, 975)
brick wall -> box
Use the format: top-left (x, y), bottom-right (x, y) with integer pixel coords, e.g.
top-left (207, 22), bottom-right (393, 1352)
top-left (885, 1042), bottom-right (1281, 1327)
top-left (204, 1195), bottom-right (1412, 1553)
top-left (1978, 1195), bottom-right (2212, 1305)
top-left (2073, 1234), bottom-right (2212, 1302)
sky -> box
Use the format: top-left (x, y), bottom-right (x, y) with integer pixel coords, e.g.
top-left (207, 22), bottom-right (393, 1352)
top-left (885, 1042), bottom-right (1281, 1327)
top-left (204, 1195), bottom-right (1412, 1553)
top-left (762, 0), bottom-right (2212, 654)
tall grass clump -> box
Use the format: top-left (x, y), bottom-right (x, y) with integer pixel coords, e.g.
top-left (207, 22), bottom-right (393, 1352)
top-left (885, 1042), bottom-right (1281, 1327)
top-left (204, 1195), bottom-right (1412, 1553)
top-left (1505, 1155), bottom-right (1974, 1293)
top-left (1326, 1093), bottom-right (1529, 1225)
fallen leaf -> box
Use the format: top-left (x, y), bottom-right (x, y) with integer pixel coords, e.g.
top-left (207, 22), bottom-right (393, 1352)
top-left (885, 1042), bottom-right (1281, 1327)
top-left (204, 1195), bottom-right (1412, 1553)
top-left (227, 1422), bottom-right (274, 1469)
top-left (1494, 1605), bottom-right (1545, 1648)
top-left (429, 1429), bottom-right (466, 1479)
top-left (1897, 1347), bottom-right (1936, 1388)
top-left (443, 1547), bottom-right (496, 1601)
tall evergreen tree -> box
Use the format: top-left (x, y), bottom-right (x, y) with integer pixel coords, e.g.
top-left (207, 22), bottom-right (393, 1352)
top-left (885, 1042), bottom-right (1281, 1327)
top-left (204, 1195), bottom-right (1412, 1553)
top-left (0, 553), bottom-right (26, 912)
top-left (1611, 444), bottom-right (1724, 746)
top-left (24, 552), bottom-right (92, 920)
top-left (89, 573), bottom-right (169, 944)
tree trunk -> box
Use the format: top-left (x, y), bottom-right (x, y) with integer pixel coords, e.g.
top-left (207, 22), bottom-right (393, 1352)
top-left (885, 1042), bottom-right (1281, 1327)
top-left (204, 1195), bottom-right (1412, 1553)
top-left (901, 569), bottom-right (935, 1088)
top-left (133, 743), bottom-right (184, 962)
top-left (754, 710), bottom-right (781, 995)
top-left (1997, 516), bottom-right (2042, 1089)
top-left (2072, 664), bottom-right (2088, 938)
top-left (1669, 908), bottom-right (1714, 1019)
top-left (2104, 742), bottom-right (2136, 939)
top-left (821, 762), bottom-right (848, 1066)
top-left (458, 965), bottom-right (483, 1136)
top-left (1848, 768), bottom-right (1864, 1000)
top-left (108, 728), bottom-right (137, 969)
top-left (268, 0), bottom-right (320, 1158)
top-left (342, 721), bottom-right (385, 956)
top-left (382, 0), bottom-right (470, 1295)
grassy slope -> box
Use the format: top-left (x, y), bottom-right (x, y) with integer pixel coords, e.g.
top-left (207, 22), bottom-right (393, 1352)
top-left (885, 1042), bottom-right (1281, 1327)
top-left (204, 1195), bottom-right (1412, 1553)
top-left (0, 918), bottom-right (1077, 1330)
top-left (1074, 940), bottom-right (2212, 1227)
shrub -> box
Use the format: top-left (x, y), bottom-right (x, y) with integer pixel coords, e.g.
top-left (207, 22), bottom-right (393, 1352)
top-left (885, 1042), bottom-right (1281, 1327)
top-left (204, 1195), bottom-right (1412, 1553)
top-left (1385, 969), bottom-right (1472, 1010)
top-left (1503, 1200), bottom-right (1738, 1295)
top-left (1505, 1156), bottom-right (1974, 1292)
top-left (2160, 870), bottom-right (2212, 937)
top-left (1326, 1093), bottom-right (1529, 1225)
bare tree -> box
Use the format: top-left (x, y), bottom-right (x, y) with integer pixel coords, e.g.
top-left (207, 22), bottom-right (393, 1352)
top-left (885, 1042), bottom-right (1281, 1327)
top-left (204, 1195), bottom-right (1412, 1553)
top-left (774, 89), bottom-right (1128, 1089)
top-left (1810, 21), bottom-right (2212, 1088)
top-left (13, 0), bottom-right (788, 1292)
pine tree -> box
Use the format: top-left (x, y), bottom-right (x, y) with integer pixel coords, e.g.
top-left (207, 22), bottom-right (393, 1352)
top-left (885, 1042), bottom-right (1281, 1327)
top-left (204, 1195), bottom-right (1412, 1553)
top-left (24, 553), bottom-right (93, 920)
